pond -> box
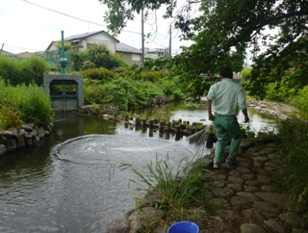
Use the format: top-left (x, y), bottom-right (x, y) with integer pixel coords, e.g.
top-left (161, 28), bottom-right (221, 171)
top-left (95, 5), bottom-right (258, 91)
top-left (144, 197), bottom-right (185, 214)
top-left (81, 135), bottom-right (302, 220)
top-left (0, 101), bottom-right (276, 233)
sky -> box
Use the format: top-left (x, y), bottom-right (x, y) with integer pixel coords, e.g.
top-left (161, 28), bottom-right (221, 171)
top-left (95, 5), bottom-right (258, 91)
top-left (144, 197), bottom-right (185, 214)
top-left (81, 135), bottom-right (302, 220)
top-left (0, 0), bottom-right (194, 55)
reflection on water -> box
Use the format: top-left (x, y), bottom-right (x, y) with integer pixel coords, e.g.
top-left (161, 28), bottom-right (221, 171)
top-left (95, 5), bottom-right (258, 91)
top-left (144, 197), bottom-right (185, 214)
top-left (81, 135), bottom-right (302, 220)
top-left (0, 103), bottom-right (278, 233)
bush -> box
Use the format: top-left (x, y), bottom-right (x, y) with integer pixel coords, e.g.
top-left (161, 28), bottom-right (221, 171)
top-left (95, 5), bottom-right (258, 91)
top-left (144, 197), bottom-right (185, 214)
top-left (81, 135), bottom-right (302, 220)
top-left (88, 44), bottom-right (128, 70)
top-left (0, 80), bottom-right (54, 129)
top-left (83, 79), bottom-right (105, 104)
top-left (113, 66), bottom-right (128, 73)
top-left (0, 56), bottom-right (48, 86)
top-left (274, 118), bottom-right (308, 227)
top-left (289, 85), bottom-right (308, 112)
top-left (135, 71), bottom-right (170, 82)
top-left (79, 68), bottom-right (116, 82)
top-left (0, 57), bottom-right (22, 85)
top-left (70, 50), bottom-right (88, 71)
top-left (240, 68), bottom-right (252, 80)
top-left (0, 98), bottom-right (22, 130)
top-left (17, 83), bottom-right (54, 124)
top-left (20, 56), bottom-right (49, 86)
top-left (116, 70), bottom-right (134, 78)
top-left (102, 81), bottom-right (128, 111)
top-left (159, 76), bottom-right (185, 101)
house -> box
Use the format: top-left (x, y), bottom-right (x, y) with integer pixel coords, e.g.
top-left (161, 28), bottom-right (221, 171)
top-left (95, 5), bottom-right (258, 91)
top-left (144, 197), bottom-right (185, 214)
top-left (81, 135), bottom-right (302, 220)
top-left (144, 47), bottom-right (169, 59)
top-left (116, 43), bottom-right (142, 65)
top-left (0, 49), bottom-right (15, 57)
top-left (16, 51), bottom-right (33, 58)
top-left (46, 30), bottom-right (142, 65)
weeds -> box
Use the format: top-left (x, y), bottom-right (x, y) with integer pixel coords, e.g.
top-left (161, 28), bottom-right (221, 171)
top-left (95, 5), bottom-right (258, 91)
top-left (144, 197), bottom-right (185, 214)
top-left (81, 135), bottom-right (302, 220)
top-left (118, 154), bottom-right (213, 231)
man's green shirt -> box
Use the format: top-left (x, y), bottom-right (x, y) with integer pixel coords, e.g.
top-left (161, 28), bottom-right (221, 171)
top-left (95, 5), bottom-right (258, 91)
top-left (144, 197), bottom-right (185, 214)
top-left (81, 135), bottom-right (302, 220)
top-left (207, 78), bottom-right (247, 116)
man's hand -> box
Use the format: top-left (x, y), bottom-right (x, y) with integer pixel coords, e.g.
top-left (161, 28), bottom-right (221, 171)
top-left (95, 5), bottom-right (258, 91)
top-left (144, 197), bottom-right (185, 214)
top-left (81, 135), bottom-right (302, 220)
top-left (207, 98), bottom-right (213, 121)
top-left (208, 112), bottom-right (214, 121)
top-left (242, 108), bottom-right (249, 123)
top-left (243, 116), bottom-right (249, 123)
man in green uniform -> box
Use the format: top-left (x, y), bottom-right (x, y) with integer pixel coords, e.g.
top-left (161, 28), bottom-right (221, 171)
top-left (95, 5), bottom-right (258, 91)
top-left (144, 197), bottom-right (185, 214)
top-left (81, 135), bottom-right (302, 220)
top-left (207, 67), bottom-right (249, 169)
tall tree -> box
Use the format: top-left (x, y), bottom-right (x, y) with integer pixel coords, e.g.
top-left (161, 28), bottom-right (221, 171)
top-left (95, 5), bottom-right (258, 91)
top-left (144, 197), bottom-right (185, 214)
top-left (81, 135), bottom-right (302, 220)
top-left (99, 0), bottom-right (308, 98)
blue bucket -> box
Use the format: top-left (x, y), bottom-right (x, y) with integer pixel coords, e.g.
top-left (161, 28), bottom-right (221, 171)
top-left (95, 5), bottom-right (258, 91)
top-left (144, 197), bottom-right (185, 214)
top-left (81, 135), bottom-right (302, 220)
top-left (167, 221), bottom-right (199, 233)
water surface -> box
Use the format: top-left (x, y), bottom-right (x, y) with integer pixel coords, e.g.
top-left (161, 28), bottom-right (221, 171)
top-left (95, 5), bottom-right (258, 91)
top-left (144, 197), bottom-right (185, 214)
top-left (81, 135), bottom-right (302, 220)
top-left (0, 102), bottom-right (276, 232)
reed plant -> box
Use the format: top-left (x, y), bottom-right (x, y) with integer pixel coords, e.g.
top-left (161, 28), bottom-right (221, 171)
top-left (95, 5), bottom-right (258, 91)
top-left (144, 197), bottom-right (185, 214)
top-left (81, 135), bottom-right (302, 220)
top-left (274, 117), bottom-right (308, 227)
top-left (118, 155), bottom-right (213, 230)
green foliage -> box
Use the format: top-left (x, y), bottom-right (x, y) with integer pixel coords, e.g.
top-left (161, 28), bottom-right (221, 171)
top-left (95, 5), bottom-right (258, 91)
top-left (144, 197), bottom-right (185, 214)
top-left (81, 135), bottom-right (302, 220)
top-left (289, 85), bottom-right (308, 112)
top-left (0, 80), bottom-right (54, 129)
top-left (113, 66), bottom-right (128, 73)
top-left (0, 57), bottom-right (21, 85)
top-left (70, 50), bottom-right (88, 71)
top-left (70, 44), bottom-right (128, 71)
top-left (100, 0), bottom-right (308, 100)
top-left (88, 44), bottom-right (128, 70)
top-left (19, 56), bottom-right (49, 86)
top-left (0, 56), bottom-right (49, 86)
top-left (141, 57), bottom-right (170, 72)
top-left (79, 67), bottom-right (116, 82)
top-left (116, 70), bottom-right (135, 78)
top-left (136, 71), bottom-right (170, 82)
top-left (102, 80), bottom-right (129, 111)
top-left (228, 47), bottom-right (245, 73)
top-left (0, 98), bottom-right (22, 130)
top-left (265, 81), bottom-right (296, 102)
top-left (17, 83), bottom-right (54, 124)
top-left (159, 76), bottom-right (185, 101)
top-left (83, 79), bottom-right (105, 105)
top-left (245, 37), bottom-right (308, 99)
top-left (83, 71), bottom-right (185, 111)
top-left (55, 41), bottom-right (71, 51)
top-left (240, 68), bottom-right (252, 80)
top-left (129, 63), bottom-right (140, 71)
top-left (274, 118), bottom-right (308, 227)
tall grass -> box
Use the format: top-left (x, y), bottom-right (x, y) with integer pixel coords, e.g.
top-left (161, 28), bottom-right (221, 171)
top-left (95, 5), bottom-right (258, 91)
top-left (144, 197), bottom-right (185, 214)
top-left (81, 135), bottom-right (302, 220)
top-left (118, 155), bottom-right (212, 230)
top-left (0, 79), bottom-right (54, 130)
top-left (274, 118), bottom-right (308, 226)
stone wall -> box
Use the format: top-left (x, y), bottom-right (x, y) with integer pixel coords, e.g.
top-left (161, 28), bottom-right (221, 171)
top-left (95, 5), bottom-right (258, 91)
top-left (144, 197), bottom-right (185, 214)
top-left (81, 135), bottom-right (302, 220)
top-left (0, 123), bottom-right (53, 156)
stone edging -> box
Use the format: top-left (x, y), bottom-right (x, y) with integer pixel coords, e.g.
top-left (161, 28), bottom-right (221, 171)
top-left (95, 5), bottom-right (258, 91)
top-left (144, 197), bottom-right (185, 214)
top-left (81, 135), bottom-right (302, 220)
top-left (248, 99), bottom-right (300, 120)
top-left (0, 123), bottom-right (54, 156)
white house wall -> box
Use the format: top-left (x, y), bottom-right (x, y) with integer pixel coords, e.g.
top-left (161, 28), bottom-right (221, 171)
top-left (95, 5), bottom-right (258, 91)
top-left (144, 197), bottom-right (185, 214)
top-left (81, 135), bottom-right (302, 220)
top-left (84, 34), bottom-right (116, 53)
top-left (48, 43), bottom-right (58, 51)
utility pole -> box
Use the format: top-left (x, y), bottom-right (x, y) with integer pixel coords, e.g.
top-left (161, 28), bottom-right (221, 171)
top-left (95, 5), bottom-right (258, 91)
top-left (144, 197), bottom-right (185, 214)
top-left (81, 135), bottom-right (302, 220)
top-left (169, 24), bottom-right (172, 57)
top-left (141, 9), bottom-right (145, 63)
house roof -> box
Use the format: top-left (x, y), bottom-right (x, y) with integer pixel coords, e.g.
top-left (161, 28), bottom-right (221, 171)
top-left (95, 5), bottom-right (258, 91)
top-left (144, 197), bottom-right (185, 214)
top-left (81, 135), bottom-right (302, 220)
top-left (116, 43), bottom-right (142, 54)
top-left (0, 49), bottom-right (15, 56)
top-left (46, 30), bottom-right (120, 51)
top-left (65, 30), bottom-right (119, 43)
top-left (17, 51), bottom-right (32, 55)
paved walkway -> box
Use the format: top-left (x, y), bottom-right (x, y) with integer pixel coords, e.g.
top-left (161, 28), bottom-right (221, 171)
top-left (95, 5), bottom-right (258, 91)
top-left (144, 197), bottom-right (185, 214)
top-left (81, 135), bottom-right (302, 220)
top-left (195, 135), bottom-right (308, 233)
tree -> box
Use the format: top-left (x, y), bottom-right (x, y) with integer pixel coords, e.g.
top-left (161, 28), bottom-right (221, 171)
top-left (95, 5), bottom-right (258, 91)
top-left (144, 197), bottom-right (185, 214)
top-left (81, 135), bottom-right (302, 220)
top-left (100, 0), bottom-right (308, 99)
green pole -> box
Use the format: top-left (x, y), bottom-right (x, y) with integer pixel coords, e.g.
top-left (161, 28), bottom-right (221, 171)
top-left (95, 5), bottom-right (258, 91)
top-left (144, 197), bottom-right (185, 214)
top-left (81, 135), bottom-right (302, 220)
top-left (59, 30), bottom-right (68, 75)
